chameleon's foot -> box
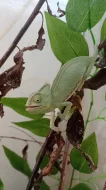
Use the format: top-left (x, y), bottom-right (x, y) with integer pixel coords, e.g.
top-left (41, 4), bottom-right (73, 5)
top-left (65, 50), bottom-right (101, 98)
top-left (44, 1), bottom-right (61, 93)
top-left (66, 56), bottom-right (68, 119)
top-left (50, 125), bottom-right (59, 132)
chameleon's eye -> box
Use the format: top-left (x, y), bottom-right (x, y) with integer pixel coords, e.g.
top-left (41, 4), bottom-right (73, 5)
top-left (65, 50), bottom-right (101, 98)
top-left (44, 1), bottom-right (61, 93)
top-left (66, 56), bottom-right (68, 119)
top-left (33, 95), bottom-right (41, 103)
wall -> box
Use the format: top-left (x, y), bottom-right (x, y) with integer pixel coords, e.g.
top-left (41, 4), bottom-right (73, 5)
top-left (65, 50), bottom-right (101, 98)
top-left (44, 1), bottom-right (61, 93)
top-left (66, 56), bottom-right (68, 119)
top-left (0, 0), bottom-right (106, 190)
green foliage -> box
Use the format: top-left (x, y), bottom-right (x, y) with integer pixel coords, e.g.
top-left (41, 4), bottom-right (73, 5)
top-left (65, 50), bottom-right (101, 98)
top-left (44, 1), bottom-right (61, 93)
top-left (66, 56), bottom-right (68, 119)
top-left (71, 183), bottom-right (91, 190)
top-left (0, 179), bottom-right (4, 190)
top-left (13, 118), bottom-right (50, 137)
top-left (66, 0), bottom-right (106, 32)
top-left (70, 133), bottom-right (98, 173)
top-left (101, 19), bottom-right (106, 41)
top-left (40, 181), bottom-right (50, 190)
top-left (45, 12), bottom-right (89, 64)
top-left (37, 154), bottom-right (58, 175)
top-left (3, 146), bottom-right (31, 177)
top-left (2, 97), bottom-right (43, 120)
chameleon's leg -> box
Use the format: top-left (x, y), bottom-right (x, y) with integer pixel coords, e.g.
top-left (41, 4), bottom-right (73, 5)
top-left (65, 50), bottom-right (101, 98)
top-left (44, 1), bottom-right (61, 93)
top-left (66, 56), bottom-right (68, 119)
top-left (57, 101), bottom-right (71, 121)
top-left (50, 111), bottom-right (59, 132)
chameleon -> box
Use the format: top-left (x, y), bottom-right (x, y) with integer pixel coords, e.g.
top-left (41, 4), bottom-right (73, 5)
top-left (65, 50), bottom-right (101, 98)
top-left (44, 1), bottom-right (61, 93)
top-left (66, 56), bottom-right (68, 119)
top-left (26, 47), bottom-right (98, 130)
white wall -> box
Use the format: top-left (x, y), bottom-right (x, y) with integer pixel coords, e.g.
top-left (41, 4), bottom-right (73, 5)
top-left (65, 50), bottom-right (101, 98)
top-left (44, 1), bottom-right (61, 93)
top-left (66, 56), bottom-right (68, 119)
top-left (0, 0), bottom-right (106, 190)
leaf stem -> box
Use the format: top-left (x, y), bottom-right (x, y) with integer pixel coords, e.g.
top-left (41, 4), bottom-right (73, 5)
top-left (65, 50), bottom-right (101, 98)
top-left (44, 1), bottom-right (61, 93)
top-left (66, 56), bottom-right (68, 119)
top-left (68, 168), bottom-right (75, 190)
top-left (84, 90), bottom-right (94, 130)
top-left (89, 28), bottom-right (96, 45)
top-left (0, 135), bottom-right (42, 145)
top-left (59, 137), bottom-right (70, 190)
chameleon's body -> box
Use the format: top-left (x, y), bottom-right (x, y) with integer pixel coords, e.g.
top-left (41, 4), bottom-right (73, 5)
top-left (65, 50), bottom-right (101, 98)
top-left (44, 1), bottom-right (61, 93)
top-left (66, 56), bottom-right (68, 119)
top-left (26, 53), bottom-right (96, 118)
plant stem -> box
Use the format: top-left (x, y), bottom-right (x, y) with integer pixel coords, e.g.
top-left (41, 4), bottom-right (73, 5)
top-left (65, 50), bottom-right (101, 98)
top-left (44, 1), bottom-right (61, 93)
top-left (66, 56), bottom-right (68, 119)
top-left (59, 137), bottom-right (70, 190)
top-left (0, 135), bottom-right (42, 145)
top-left (69, 168), bottom-right (75, 190)
top-left (0, 0), bottom-right (46, 67)
top-left (84, 90), bottom-right (94, 130)
top-left (89, 28), bottom-right (96, 45)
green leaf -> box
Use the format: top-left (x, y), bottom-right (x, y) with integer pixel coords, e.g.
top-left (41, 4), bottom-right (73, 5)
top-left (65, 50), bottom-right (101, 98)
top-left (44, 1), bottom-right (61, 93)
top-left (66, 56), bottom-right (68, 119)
top-left (3, 146), bottom-right (31, 177)
top-left (0, 179), bottom-right (4, 190)
top-left (13, 118), bottom-right (50, 137)
top-left (1, 97), bottom-right (43, 120)
top-left (45, 12), bottom-right (89, 64)
top-left (71, 183), bottom-right (91, 190)
top-left (70, 133), bottom-right (98, 173)
top-left (101, 18), bottom-right (106, 41)
top-left (40, 181), bottom-right (50, 190)
top-left (37, 154), bottom-right (58, 175)
top-left (66, 0), bottom-right (106, 32)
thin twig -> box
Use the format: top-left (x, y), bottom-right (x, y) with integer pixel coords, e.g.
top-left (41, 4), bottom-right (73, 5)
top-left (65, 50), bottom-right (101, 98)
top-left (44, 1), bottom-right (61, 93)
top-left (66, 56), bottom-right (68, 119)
top-left (59, 137), bottom-right (70, 190)
top-left (0, 135), bottom-right (42, 145)
top-left (26, 130), bottom-right (56, 190)
top-left (9, 125), bottom-right (40, 142)
top-left (0, 0), bottom-right (46, 67)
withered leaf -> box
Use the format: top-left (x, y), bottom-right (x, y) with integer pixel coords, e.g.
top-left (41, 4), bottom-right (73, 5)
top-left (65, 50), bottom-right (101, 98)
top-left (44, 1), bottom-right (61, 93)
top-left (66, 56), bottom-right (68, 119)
top-left (98, 38), bottom-right (106, 51)
top-left (0, 103), bottom-right (4, 118)
top-left (22, 14), bottom-right (45, 52)
top-left (75, 145), bottom-right (97, 171)
top-left (14, 50), bottom-right (24, 65)
top-left (46, 0), bottom-right (53, 15)
top-left (70, 95), bottom-right (82, 111)
top-left (57, 2), bottom-right (66, 17)
top-left (22, 144), bottom-right (28, 161)
top-left (95, 39), bottom-right (106, 68)
top-left (36, 26), bottom-right (45, 50)
top-left (6, 63), bottom-right (25, 89)
top-left (83, 68), bottom-right (106, 90)
top-left (66, 109), bottom-right (84, 146)
top-left (103, 181), bottom-right (106, 190)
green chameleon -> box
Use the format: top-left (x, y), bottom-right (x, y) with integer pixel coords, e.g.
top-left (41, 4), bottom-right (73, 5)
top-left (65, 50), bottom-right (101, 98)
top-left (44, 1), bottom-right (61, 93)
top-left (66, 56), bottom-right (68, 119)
top-left (26, 47), bottom-right (98, 130)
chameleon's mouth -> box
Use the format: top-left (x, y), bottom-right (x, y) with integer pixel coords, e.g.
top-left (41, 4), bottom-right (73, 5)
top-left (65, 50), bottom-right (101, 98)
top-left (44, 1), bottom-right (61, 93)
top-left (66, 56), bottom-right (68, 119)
top-left (26, 105), bottom-right (41, 108)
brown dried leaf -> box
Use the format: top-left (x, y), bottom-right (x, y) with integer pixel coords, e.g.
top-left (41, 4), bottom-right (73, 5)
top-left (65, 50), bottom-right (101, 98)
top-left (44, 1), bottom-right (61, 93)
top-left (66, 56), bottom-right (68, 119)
top-left (22, 13), bottom-right (45, 52)
top-left (22, 144), bottom-right (28, 161)
top-left (71, 95), bottom-right (82, 111)
top-left (83, 68), bottom-right (106, 90)
top-left (6, 63), bottom-right (25, 89)
top-left (95, 39), bottom-right (106, 68)
top-left (36, 26), bottom-right (45, 50)
top-left (14, 49), bottom-right (24, 64)
top-left (57, 2), bottom-right (65, 17)
top-left (46, 0), bottom-right (52, 15)
top-left (66, 109), bottom-right (84, 146)
top-left (103, 181), bottom-right (106, 190)
top-left (0, 103), bottom-right (4, 118)
top-left (75, 145), bottom-right (97, 171)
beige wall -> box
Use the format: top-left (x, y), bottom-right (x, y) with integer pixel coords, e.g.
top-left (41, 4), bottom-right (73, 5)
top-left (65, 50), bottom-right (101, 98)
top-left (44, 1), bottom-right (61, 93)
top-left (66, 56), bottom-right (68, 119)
top-left (0, 0), bottom-right (106, 189)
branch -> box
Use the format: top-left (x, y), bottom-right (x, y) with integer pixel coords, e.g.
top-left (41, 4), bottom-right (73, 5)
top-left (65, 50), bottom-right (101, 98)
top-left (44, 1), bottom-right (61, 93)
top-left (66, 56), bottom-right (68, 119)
top-left (0, 0), bottom-right (46, 67)
top-left (0, 135), bottom-right (42, 145)
top-left (59, 137), bottom-right (70, 190)
top-left (26, 130), bottom-right (56, 190)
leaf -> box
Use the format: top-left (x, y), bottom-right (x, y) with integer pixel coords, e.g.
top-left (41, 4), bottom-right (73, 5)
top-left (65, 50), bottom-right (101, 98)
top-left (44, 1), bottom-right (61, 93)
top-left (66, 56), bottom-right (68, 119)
top-left (22, 144), bottom-right (28, 161)
top-left (3, 146), bottom-right (31, 177)
top-left (66, 0), bottom-right (106, 32)
top-left (37, 154), bottom-right (58, 175)
top-left (40, 181), bottom-right (50, 190)
top-left (101, 19), bottom-right (106, 41)
top-left (66, 109), bottom-right (84, 146)
top-left (71, 183), bottom-right (91, 190)
top-left (13, 118), bottom-right (50, 137)
top-left (1, 97), bottom-right (43, 120)
top-left (0, 179), bottom-right (4, 190)
top-left (70, 133), bottom-right (98, 173)
top-left (45, 12), bottom-right (89, 64)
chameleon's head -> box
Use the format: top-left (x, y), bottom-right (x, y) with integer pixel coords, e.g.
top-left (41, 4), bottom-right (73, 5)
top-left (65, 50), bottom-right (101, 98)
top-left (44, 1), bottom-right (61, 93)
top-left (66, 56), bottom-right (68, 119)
top-left (26, 84), bottom-right (52, 114)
